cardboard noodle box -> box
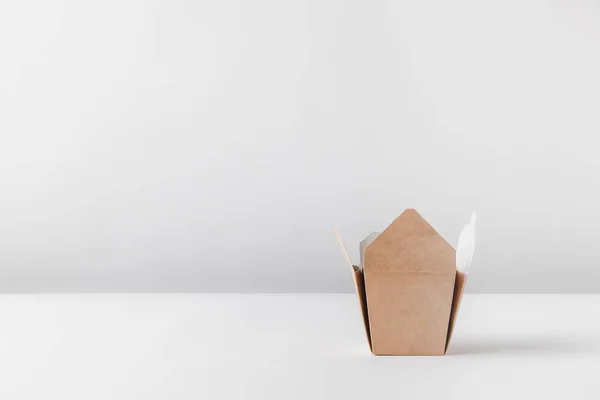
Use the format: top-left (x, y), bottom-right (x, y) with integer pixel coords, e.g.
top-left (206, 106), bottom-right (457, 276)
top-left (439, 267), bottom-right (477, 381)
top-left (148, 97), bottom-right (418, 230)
top-left (335, 209), bottom-right (468, 356)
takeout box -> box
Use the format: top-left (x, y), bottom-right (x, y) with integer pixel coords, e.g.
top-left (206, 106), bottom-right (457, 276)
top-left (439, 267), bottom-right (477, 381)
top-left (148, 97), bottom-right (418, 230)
top-left (335, 209), bottom-right (473, 355)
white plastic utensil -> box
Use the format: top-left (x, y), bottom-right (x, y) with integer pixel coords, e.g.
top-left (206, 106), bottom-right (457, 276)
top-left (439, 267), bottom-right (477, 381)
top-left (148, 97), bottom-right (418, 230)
top-left (456, 213), bottom-right (476, 275)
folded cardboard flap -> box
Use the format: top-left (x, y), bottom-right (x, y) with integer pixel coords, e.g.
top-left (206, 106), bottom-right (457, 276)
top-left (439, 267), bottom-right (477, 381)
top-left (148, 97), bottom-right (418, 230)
top-left (334, 230), bottom-right (372, 351)
top-left (445, 271), bottom-right (467, 352)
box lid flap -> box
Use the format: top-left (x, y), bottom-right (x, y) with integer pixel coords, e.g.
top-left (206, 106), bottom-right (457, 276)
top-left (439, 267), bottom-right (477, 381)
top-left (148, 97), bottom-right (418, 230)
top-left (365, 209), bottom-right (455, 273)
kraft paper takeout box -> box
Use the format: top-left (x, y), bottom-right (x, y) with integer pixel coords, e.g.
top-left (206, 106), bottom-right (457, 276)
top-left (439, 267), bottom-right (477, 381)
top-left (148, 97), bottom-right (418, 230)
top-left (335, 209), bottom-right (468, 356)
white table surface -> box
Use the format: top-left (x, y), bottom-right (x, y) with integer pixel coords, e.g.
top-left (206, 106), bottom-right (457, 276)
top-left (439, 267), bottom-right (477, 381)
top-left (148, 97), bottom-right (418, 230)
top-left (0, 293), bottom-right (599, 399)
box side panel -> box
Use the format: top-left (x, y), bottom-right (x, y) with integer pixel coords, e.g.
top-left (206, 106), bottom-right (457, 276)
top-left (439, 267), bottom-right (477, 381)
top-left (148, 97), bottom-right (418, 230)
top-left (365, 270), bottom-right (455, 355)
top-left (333, 230), bottom-right (372, 351)
top-left (445, 271), bottom-right (467, 351)
top-left (364, 209), bottom-right (456, 274)
top-left (352, 267), bottom-right (372, 351)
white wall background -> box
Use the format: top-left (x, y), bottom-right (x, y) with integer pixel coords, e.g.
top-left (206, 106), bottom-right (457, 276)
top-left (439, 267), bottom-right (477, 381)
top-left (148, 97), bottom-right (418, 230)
top-left (1, 0), bottom-right (600, 293)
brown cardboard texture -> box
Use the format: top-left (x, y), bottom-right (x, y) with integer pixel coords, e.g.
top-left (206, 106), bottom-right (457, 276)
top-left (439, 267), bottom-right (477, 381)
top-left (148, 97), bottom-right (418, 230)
top-left (446, 271), bottom-right (468, 349)
top-left (336, 209), bottom-right (467, 356)
top-left (334, 230), bottom-right (371, 350)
